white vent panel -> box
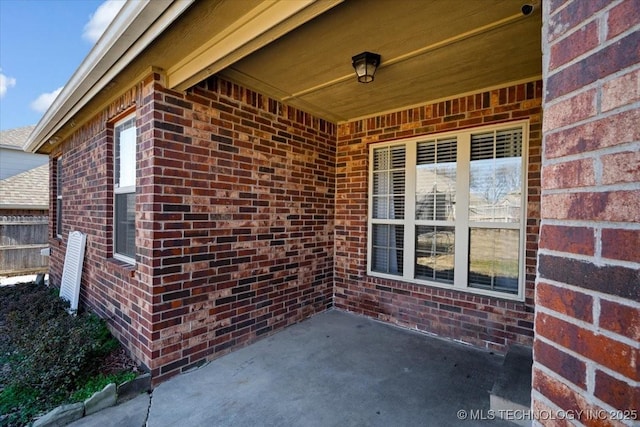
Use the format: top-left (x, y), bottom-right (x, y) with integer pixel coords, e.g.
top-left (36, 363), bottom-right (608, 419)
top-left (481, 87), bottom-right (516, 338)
top-left (59, 231), bottom-right (86, 312)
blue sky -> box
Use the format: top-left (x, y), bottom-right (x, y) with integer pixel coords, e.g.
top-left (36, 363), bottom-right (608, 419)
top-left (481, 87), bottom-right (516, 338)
top-left (0, 0), bottom-right (125, 131)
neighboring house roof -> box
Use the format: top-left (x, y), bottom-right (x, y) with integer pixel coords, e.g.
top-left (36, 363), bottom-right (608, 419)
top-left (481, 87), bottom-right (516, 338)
top-left (0, 125), bottom-right (36, 150)
top-left (0, 163), bottom-right (49, 209)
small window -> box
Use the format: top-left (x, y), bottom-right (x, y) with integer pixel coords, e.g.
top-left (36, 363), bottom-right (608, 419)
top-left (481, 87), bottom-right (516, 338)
top-left (113, 115), bottom-right (136, 263)
top-left (368, 122), bottom-right (528, 300)
top-left (56, 157), bottom-right (63, 238)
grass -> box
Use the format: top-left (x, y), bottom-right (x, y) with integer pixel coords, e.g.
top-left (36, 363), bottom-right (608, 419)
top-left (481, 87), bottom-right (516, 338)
top-left (0, 282), bottom-right (139, 426)
top-left (69, 371), bottom-right (137, 402)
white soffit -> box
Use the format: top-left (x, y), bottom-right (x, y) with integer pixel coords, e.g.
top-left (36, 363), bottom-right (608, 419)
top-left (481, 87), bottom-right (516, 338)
top-left (167, 0), bottom-right (343, 91)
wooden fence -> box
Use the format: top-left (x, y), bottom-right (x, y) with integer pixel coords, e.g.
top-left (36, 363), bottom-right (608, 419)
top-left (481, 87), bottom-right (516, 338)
top-left (0, 215), bottom-right (49, 276)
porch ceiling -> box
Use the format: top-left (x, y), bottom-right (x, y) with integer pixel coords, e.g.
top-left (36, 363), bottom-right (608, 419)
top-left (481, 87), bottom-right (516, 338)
top-left (30, 0), bottom-right (542, 154)
top-left (217, 0), bottom-right (542, 122)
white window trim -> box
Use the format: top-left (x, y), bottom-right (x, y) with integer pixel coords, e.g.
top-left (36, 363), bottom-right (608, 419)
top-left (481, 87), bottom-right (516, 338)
top-left (113, 114), bottom-right (136, 265)
top-left (367, 120), bottom-right (529, 301)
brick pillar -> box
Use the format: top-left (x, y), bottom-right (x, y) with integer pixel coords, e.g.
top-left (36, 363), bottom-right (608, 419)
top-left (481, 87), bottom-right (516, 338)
top-left (534, 0), bottom-right (640, 425)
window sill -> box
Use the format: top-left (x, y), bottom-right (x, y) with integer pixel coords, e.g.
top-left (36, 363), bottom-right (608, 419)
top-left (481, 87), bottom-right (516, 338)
top-left (107, 257), bottom-right (137, 278)
top-left (367, 271), bottom-right (525, 302)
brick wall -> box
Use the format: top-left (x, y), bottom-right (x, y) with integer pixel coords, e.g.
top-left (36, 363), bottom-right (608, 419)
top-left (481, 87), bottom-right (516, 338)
top-left (335, 80), bottom-right (543, 352)
top-left (50, 72), bottom-right (336, 382)
top-left (138, 74), bottom-right (335, 382)
top-left (49, 77), bottom-right (156, 369)
top-left (534, 0), bottom-right (640, 424)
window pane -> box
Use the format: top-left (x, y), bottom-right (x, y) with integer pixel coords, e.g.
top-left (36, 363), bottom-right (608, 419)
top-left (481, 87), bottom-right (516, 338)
top-left (415, 225), bottom-right (454, 283)
top-left (469, 129), bottom-right (522, 223)
top-left (372, 196), bottom-right (388, 219)
top-left (56, 158), bottom-right (62, 194)
top-left (416, 138), bottom-right (456, 221)
top-left (372, 146), bottom-right (405, 219)
top-left (56, 199), bottom-right (62, 237)
top-left (372, 172), bottom-right (388, 194)
top-left (371, 224), bottom-right (404, 275)
top-left (56, 158), bottom-right (62, 236)
top-left (468, 228), bottom-right (519, 294)
top-left (115, 192), bottom-right (135, 259)
top-left (115, 118), bottom-right (136, 188)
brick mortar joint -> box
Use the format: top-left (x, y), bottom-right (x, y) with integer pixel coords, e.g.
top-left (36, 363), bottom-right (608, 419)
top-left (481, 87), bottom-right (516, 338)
top-left (535, 306), bottom-right (639, 350)
top-left (541, 182), bottom-right (640, 194)
top-left (542, 141), bottom-right (640, 167)
top-left (546, 14), bottom-right (639, 71)
top-left (543, 68), bottom-right (640, 109)
top-left (534, 361), bottom-right (639, 413)
top-left (535, 271), bottom-right (640, 306)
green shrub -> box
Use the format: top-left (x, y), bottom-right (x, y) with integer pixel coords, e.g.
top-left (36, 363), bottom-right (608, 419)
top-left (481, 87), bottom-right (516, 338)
top-left (0, 282), bottom-right (127, 426)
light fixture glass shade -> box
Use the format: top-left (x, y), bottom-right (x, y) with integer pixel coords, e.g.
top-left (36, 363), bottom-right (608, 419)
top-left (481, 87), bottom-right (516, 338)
top-left (352, 51), bottom-right (381, 83)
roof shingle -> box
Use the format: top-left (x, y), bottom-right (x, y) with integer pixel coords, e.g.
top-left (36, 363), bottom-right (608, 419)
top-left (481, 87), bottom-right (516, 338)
top-left (0, 163), bottom-right (49, 208)
top-left (0, 125), bottom-right (36, 150)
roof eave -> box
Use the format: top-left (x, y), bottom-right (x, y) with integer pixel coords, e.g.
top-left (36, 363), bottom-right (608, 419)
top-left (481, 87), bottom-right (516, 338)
top-left (0, 204), bottom-right (49, 210)
top-left (24, 0), bottom-right (194, 154)
top-left (0, 144), bottom-right (27, 151)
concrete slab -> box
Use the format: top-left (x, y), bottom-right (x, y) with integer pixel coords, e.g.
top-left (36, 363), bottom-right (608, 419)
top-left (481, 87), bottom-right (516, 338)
top-left (491, 344), bottom-right (533, 407)
top-left (491, 345), bottom-right (534, 427)
top-left (148, 310), bottom-right (513, 426)
top-left (67, 392), bottom-right (150, 427)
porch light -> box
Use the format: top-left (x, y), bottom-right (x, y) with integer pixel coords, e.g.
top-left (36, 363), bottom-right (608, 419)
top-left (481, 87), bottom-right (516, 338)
top-left (352, 51), bottom-right (381, 83)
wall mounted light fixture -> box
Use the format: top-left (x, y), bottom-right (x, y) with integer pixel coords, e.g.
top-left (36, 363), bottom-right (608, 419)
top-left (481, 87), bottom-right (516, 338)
top-left (521, 0), bottom-right (539, 15)
top-left (352, 51), bottom-right (381, 83)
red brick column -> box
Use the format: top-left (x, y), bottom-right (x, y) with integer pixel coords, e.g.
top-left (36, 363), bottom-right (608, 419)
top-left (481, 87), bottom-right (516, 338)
top-left (143, 76), bottom-right (336, 383)
top-left (534, 1), bottom-right (640, 424)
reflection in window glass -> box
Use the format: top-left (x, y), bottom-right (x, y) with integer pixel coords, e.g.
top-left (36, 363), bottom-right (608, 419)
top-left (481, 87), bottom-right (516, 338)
top-left (114, 115), bottom-right (136, 262)
top-left (115, 192), bottom-right (136, 259)
top-left (468, 228), bottom-right (519, 294)
top-left (56, 158), bottom-right (63, 237)
top-left (415, 225), bottom-right (454, 283)
top-left (416, 138), bottom-right (457, 221)
top-left (469, 129), bottom-right (522, 223)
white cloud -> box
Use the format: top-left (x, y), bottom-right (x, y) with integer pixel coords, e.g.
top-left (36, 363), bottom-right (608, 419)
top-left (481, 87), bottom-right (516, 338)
top-left (0, 70), bottom-right (17, 99)
top-left (30, 87), bottom-right (64, 113)
top-left (82, 0), bottom-right (126, 43)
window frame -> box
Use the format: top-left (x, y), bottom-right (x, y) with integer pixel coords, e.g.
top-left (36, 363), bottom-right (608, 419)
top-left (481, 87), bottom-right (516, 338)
top-left (113, 114), bottom-right (137, 265)
top-left (367, 120), bottom-right (529, 301)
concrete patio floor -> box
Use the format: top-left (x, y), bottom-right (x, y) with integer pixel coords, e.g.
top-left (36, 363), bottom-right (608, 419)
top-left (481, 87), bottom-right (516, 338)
top-left (72, 309), bottom-right (515, 426)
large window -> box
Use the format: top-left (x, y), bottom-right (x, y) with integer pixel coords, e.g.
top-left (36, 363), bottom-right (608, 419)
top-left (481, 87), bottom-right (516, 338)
top-left (56, 157), bottom-right (62, 238)
top-left (368, 122), bottom-right (527, 299)
top-left (114, 115), bottom-right (136, 263)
